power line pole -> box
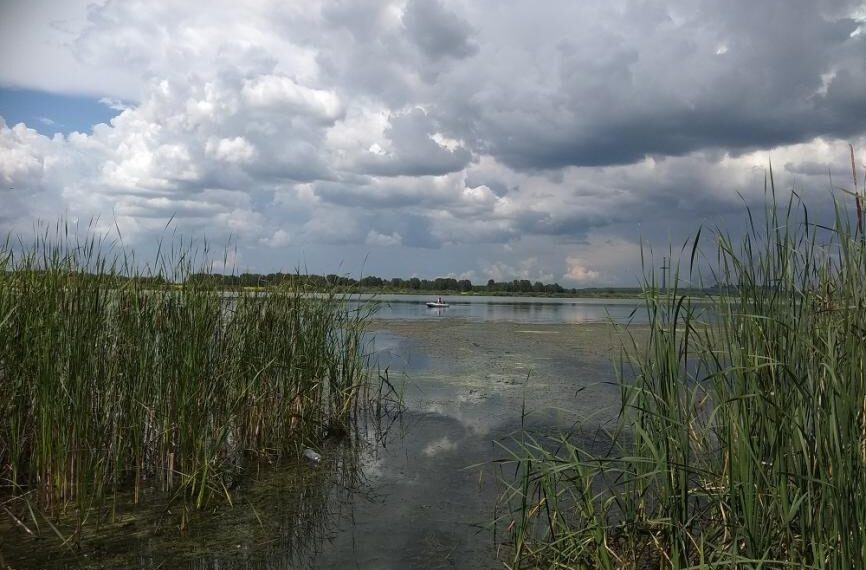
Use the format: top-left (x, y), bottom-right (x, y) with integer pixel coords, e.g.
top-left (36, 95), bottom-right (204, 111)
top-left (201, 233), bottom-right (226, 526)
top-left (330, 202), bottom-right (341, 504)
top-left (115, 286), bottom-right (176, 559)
top-left (661, 256), bottom-right (668, 292)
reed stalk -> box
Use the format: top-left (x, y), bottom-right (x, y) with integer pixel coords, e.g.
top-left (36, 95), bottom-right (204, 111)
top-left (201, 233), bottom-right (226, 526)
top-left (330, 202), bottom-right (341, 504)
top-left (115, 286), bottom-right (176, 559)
top-left (0, 222), bottom-right (373, 523)
top-left (501, 154), bottom-right (866, 569)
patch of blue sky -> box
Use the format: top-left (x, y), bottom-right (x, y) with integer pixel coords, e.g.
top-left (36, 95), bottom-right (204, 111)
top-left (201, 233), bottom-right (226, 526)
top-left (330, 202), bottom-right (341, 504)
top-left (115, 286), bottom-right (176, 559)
top-left (0, 87), bottom-right (123, 135)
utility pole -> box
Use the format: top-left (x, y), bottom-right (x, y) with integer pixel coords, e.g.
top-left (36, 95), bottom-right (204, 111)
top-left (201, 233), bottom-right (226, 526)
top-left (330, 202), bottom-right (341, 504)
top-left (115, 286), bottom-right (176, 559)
top-left (661, 256), bottom-right (668, 292)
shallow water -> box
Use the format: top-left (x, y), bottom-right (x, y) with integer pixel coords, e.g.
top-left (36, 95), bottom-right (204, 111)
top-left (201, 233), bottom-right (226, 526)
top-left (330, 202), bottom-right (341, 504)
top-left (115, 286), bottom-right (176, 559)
top-left (307, 320), bottom-right (630, 569)
top-left (1, 302), bottom-right (640, 569)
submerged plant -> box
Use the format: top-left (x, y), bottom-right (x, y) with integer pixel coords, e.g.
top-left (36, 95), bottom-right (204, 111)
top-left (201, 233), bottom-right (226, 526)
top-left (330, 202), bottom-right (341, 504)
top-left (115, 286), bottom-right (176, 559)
top-left (500, 152), bottom-right (866, 569)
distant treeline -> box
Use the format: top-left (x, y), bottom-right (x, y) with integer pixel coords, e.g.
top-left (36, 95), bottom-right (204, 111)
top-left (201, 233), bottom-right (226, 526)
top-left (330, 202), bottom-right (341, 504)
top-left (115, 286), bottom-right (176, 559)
top-left (188, 272), bottom-right (577, 294)
top-left (3, 269), bottom-right (717, 297)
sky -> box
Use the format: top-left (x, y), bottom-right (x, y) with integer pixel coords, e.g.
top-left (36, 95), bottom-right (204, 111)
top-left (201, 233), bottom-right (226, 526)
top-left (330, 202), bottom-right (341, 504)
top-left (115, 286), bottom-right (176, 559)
top-left (1, 0), bottom-right (865, 286)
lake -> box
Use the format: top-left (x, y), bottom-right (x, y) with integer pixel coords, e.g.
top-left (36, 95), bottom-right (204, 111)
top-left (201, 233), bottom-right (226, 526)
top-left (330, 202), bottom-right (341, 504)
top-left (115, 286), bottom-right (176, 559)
top-left (1, 297), bottom-right (645, 569)
top-left (352, 294), bottom-right (647, 325)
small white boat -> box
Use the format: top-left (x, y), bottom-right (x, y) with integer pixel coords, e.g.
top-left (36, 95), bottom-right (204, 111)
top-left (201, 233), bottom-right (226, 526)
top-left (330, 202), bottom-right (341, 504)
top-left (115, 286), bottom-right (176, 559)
top-left (426, 301), bottom-right (449, 308)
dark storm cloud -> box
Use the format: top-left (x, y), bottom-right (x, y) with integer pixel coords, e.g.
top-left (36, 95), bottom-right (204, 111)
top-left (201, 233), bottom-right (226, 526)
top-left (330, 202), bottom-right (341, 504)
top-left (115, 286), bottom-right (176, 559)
top-left (396, 213), bottom-right (441, 248)
top-left (312, 180), bottom-right (425, 208)
top-left (355, 108), bottom-right (472, 177)
top-left (514, 209), bottom-right (617, 239)
top-left (315, 1), bottom-right (420, 108)
top-left (321, 0), bottom-right (393, 42)
top-left (311, 0), bottom-right (866, 175)
top-left (402, 0), bottom-right (478, 60)
top-left (784, 158), bottom-right (855, 179)
top-left (414, 0), bottom-right (866, 171)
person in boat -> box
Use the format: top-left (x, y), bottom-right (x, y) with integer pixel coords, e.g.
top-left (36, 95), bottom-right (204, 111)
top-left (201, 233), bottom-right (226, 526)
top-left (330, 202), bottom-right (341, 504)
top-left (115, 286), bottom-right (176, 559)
top-left (437, 297), bottom-right (443, 303)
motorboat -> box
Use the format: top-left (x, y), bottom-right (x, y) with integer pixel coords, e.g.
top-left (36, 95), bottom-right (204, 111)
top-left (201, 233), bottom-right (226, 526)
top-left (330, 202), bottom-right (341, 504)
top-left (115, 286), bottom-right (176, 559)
top-left (426, 300), bottom-right (449, 308)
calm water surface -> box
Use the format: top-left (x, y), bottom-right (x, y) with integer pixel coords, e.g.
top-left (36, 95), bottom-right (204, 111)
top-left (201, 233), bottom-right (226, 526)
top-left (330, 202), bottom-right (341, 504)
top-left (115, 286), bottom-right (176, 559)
top-left (353, 294), bottom-right (646, 324)
top-left (309, 319), bottom-right (627, 569)
top-left (3, 297), bottom-right (640, 569)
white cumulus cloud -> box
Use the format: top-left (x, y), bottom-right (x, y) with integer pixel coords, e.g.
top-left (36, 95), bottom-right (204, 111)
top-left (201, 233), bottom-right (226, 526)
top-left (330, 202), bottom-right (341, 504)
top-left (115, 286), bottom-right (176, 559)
top-left (565, 258), bottom-right (601, 284)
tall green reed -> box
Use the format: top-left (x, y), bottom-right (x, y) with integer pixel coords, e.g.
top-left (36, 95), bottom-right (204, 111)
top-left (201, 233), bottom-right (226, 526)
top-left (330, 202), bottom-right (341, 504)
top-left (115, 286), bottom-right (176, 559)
top-left (0, 221), bottom-right (373, 524)
top-left (501, 154), bottom-right (866, 569)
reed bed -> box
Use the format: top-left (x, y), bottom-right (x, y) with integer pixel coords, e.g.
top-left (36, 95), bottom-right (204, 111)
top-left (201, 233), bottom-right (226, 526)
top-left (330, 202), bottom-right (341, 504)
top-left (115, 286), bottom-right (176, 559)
top-left (0, 224), bottom-right (374, 524)
top-left (501, 159), bottom-right (866, 568)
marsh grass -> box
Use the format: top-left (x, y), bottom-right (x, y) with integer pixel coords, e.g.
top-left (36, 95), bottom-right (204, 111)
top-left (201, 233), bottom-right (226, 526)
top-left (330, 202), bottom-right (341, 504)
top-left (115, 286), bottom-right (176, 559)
top-left (0, 222), bottom-right (376, 534)
top-left (500, 156), bottom-right (866, 568)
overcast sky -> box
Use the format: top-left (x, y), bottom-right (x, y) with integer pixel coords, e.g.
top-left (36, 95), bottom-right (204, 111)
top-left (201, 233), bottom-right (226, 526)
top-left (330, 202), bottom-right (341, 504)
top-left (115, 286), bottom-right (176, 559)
top-left (1, 0), bottom-right (865, 285)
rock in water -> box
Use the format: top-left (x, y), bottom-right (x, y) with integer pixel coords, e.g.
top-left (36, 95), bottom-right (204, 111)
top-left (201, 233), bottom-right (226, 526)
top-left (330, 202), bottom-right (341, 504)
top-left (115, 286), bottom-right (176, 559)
top-left (303, 448), bottom-right (322, 465)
